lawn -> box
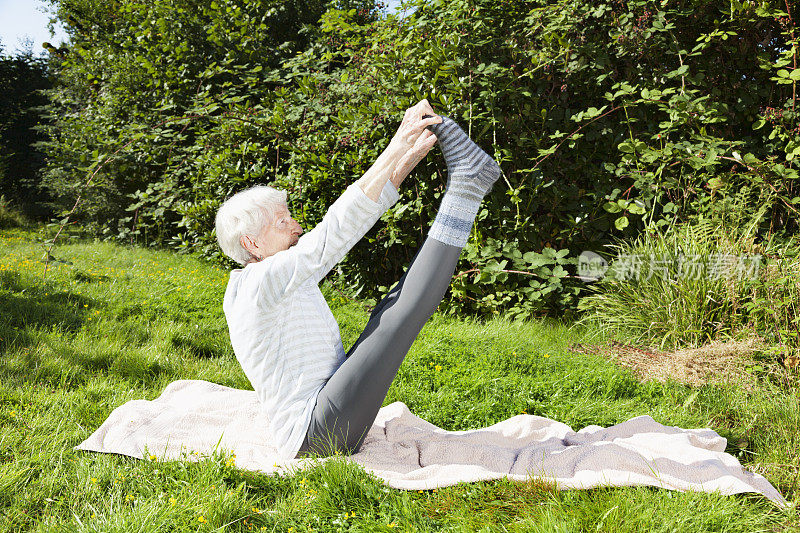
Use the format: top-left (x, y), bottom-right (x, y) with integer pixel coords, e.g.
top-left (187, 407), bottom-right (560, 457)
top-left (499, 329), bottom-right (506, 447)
top-left (0, 227), bottom-right (797, 531)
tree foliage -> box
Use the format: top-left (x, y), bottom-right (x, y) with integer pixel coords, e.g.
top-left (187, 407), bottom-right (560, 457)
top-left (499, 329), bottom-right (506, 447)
top-left (39, 0), bottom-right (800, 319)
top-left (0, 46), bottom-right (53, 218)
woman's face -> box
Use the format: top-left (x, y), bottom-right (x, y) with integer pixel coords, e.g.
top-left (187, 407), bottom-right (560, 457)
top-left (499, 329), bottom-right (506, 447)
top-left (243, 204), bottom-right (303, 261)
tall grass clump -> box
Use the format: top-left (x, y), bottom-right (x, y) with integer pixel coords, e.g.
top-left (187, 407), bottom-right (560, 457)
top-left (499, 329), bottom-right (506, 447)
top-left (575, 203), bottom-right (793, 352)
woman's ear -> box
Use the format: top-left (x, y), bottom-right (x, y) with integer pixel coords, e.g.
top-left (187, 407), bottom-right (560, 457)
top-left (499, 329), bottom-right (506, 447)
top-left (241, 235), bottom-right (264, 263)
top-left (240, 235), bottom-right (258, 256)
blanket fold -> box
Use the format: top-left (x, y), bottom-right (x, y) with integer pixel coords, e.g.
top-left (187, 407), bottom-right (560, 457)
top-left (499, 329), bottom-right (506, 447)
top-left (74, 379), bottom-right (788, 508)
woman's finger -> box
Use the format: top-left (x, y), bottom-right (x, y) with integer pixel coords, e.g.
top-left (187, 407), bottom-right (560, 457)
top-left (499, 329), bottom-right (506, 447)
top-left (413, 130), bottom-right (437, 152)
top-left (419, 115), bottom-right (442, 129)
top-left (417, 100), bottom-right (436, 116)
top-left (404, 127), bottom-right (433, 149)
top-left (403, 117), bottom-right (440, 141)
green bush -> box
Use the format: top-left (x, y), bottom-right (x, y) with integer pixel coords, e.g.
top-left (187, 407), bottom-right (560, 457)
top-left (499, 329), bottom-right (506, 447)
top-left (0, 196), bottom-right (27, 229)
top-left (39, 0), bottom-right (800, 321)
top-left (0, 49), bottom-right (53, 219)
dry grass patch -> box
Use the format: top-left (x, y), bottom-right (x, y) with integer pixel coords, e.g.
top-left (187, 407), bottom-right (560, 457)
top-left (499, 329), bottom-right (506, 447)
top-left (569, 336), bottom-right (794, 390)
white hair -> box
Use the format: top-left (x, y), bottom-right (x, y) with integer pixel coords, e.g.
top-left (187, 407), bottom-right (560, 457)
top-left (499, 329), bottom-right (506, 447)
top-left (215, 185), bottom-right (288, 266)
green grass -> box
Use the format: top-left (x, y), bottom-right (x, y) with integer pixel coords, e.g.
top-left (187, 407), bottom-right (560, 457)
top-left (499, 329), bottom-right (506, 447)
top-left (0, 227), bottom-right (798, 531)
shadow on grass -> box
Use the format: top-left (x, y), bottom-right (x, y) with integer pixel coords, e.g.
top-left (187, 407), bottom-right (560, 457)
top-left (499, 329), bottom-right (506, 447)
top-left (0, 270), bottom-right (173, 389)
top-left (0, 343), bottom-right (174, 391)
top-left (0, 270), bottom-right (92, 352)
top-left (72, 269), bottom-right (111, 283)
top-left (170, 328), bottom-right (231, 359)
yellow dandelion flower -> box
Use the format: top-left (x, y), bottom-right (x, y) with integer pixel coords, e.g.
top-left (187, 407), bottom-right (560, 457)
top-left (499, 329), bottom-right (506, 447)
top-left (435, 365), bottom-right (442, 371)
top-left (90, 478), bottom-right (97, 484)
top-left (198, 516), bottom-right (207, 523)
top-left (169, 497), bottom-right (176, 506)
top-left (149, 454), bottom-right (157, 461)
top-left (91, 513), bottom-right (96, 518)
top-left (543, 354), bottom-right (550, 358)
top-left (388, 522), bottom-right (397, 528)
top-left (126, 493), bottom-right (134, 501)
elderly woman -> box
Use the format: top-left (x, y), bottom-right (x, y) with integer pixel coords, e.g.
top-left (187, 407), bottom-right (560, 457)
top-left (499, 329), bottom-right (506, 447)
top-left (215, 99), bottom-right (500, 460)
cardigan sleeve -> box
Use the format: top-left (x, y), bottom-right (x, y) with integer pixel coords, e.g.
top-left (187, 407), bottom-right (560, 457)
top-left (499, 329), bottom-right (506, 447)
top-left (238, 181), bottom-right (400, 306)
top-left (311, 180), bottom-right (400, 285)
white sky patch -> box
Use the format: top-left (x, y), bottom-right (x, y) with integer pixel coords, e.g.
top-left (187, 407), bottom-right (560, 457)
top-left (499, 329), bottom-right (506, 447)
top-left (0, 0), bottom-right (68, 55)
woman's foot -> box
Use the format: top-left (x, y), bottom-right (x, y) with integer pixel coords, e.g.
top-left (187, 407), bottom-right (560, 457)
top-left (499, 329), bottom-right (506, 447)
top-left (424, 114), bottom-right (501, 248)
top-left (424, 114), bottom-right (501, 197)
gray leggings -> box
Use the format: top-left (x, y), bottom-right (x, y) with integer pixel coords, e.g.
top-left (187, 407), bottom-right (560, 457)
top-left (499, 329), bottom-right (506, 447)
top-left (295, 236), bottom-right (462, 458)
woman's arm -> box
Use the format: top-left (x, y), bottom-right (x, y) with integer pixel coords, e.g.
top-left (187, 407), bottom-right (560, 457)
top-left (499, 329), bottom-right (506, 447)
top-left (355, 143), bottom-right (405, 202)
top-left (356, 100), bottom-right (441, 202)
top-left (239, 101), bottom-right (442, 303)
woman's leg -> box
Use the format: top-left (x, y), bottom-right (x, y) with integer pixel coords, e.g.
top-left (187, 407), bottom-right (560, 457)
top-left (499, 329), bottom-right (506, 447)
top-left (296, 115), bottom-right (501, 458)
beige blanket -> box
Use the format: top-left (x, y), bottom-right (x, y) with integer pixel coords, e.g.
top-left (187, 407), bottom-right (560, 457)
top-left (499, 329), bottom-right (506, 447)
top-left (75, 380), bottom-right (787, 507)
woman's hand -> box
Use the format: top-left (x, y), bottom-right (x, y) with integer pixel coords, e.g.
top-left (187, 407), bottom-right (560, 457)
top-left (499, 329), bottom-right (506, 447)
top-left (389, 99), bottom-right (442, 152)
top-left (354, 99), bottom-right (442, 201)
top-left (388, 100), bottom-right (442, 187)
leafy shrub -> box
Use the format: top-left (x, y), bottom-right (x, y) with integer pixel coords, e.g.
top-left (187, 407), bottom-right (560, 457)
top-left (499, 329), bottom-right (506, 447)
top-left (39, 0), bottom-right (800, 321)
top-left (0, 196), bottom-right (27, 229)
top-left (0, 49), bottom-right (53, 218)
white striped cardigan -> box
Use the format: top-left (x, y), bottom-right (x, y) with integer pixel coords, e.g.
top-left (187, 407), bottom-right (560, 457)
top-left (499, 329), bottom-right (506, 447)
top-left (223, 181), bottom-right (400, 460)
